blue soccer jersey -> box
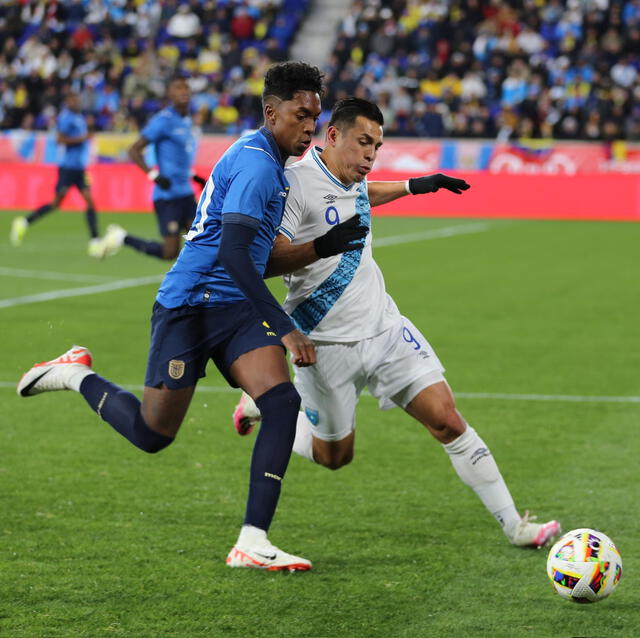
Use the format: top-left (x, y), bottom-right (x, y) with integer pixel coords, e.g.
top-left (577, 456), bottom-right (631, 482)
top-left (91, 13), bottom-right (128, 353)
top-left (57, 108), bottom-right (89, 170)
top-left (156, 128), bottom-right (289, 309)
top-left (141, 106), bottom-right (196, 201)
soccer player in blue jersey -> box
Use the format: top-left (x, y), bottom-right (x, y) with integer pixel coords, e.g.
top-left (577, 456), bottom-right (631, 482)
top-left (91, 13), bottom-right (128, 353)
top-left (101, 75), bottom-right (206, 261)
top-left (17, 62), bottom-right (352, 571)
top-left (10, 93), bottom-right (102, 257)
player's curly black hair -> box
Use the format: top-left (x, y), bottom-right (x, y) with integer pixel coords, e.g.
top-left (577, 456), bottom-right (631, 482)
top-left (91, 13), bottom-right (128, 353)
top-left (328, 97), bottom-right (384, 130)
top-left (262, 61), bottom-right (325, 102)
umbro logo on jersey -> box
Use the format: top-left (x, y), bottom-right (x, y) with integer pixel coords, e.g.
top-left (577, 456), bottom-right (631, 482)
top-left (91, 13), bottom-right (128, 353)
top-left (323, 194), bottom-right (338, 203)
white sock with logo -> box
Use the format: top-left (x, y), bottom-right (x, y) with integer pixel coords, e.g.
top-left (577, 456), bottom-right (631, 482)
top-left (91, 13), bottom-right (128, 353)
top-left (443, 426), bottom-right (520, 536)
top-left (292, 411), bottom-right (316, 463)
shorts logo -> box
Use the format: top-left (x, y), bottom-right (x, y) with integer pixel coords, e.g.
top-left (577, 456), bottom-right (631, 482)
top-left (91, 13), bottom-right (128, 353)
top-left (167, 221), bottom-right (179, 233)
top-left (168, 359), bottom-right (185, 379)
top-left (262, 320), bottom-right (276, 337)
top-left (305, 407), bottom-right (319, 426)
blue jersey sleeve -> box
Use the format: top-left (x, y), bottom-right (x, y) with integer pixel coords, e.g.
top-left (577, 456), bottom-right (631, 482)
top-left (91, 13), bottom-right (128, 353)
top-left (221, 155), bottom-right (277, 222)
top-left (141, 113), bottom-right (165, 143)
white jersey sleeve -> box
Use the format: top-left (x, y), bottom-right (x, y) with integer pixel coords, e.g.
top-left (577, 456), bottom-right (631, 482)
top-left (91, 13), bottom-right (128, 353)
top-left (281, 146), bottom-right (400, 342)
top-left (279, 167), bottom-right (305, 241)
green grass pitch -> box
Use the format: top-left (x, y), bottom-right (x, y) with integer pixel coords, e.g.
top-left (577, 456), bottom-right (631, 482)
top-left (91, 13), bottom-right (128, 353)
top-left (0, 210), bottom-right (638, 638)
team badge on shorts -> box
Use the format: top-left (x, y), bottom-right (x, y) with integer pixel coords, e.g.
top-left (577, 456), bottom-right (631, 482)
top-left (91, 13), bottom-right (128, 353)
top-left (167, 221), bottom-right (179, 233)
top-left (305, 407), bottom-right (319, 425)
top-left (168, 359), bottom-right (185, 379)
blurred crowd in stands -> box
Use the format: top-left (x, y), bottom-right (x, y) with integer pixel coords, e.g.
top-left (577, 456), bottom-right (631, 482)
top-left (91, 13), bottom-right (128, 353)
top-left (0, 0), bottom-right (639, 141)
top-left (326, 0), bottom-right (640, 140)
top-left (0, 0), bottom-right (307, 134)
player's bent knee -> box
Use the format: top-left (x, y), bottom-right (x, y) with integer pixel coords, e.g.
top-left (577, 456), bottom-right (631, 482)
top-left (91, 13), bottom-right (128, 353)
top-left (315, 445), bottom-right (354, 470)
top-left (135, 415), bottom-right (175, 453)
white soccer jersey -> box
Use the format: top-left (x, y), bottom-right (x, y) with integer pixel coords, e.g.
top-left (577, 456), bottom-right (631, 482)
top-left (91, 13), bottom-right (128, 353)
top-left (280, 146), bottom-right (400, 342)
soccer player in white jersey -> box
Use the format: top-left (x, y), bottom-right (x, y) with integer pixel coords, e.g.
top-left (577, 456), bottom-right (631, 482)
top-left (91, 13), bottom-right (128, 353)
top-left (233, 97), bottom-right (560, 548)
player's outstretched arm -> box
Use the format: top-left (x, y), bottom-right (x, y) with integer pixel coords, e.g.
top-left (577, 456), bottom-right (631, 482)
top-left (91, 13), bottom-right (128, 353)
top-left (368, 174), bottom-right (471, 207)
top-left (264, 216), bottom-right (368, 278)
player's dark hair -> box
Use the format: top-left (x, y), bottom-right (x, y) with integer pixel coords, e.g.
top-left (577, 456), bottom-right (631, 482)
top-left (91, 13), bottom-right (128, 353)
top-left (328, 97), bottom-right (384, 130)
top-left (262, 61), bottom-right (324, 103)
top-left (168, 72), bottom-right (190, 85)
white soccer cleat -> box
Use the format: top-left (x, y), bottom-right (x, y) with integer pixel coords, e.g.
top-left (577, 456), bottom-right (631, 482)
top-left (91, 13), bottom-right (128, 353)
top-left (232, 391), bottom-right (261, 436)
top-left (17, 345), bottom-right (93, 397)
top-left (102, 224), bottom-right (127, 257)
top-left (87, 237), bottom-right (106, 259)
top-left (226, 541), bottom-right (312, 572)
top-left (510, 511), bottom-right (561, 548)
top-left (10, 216), bottom-right (28, 246)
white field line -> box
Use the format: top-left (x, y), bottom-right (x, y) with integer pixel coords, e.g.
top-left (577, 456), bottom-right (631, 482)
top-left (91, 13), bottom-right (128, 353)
top-left (0, 222), bottom-right (489, 309)
top-left (373, 222), bottom-right (491, 247)
top-left (0, 266), bottom-right (115, 283)
top-left (1, 381), bottom-right (638, 405)
top-left (0, 274), bottom-right (163, 309)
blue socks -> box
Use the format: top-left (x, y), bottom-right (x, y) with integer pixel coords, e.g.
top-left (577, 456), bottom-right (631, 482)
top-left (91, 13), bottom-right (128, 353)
top-left (79, 374), bottom-right (173, 453)
top-left (27, 204), bottom-right (53, 224)
top-left (124, 234), bottom-right (164, 258)
top-left (244, 382), bottom-right (301, 531)
top-left (85, 205), bottom-right (98, 238)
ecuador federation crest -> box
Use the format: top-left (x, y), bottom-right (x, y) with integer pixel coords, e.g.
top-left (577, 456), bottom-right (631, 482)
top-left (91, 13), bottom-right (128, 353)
top-left (168, 359), bottom-right (185, 379)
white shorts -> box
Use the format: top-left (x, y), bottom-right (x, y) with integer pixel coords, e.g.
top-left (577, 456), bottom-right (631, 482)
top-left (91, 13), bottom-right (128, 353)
top-left (293, 316), bottom-right (445, 442)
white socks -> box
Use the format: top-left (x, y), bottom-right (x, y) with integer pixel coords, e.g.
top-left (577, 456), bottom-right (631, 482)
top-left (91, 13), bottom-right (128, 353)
top-left (237, 524), bottom-right (268, 548)
top-left (292, 411), bottom-right (316, 463)
top-left (443, 426), bottom-right (520, 536)
top-left (66, 367), bottom-right (95, 392)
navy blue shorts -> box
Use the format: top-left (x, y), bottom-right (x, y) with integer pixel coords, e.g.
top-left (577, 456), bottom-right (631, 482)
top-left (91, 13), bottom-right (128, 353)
top-left (145, 300), bottom-right (285, 389)
top-left (154, 195), bottom-right (196, 237)
top-left (56, 168), bottom-right (88, 193)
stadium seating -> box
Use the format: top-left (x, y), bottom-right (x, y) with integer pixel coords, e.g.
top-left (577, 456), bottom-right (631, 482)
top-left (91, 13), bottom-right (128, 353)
top-left (325, 0), bottom-right (639, 140)
top-left (0, 0), bottom-right (310, 134)
top-left (0, 0), bottom-right (638, 140)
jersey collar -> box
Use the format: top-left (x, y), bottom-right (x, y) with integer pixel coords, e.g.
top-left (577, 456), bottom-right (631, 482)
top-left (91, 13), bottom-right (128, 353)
top-left (310, 146), bottom-right (354, 191)
top-left (259, 127), bottom-right (286, 168)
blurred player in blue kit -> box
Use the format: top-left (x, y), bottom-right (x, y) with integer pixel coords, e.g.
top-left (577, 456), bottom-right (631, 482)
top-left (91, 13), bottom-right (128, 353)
top-left (233, 97), bottom-right (561, 548)
top-left (101, 75), bottom-right (206, 261)
top-left (16, 62), bottom-right (361, 571)
top-left (10, 92), bottom-right (102, 257)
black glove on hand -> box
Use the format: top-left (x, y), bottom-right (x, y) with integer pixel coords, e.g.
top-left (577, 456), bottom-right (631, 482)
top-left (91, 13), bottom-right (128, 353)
top-left (155, 175), bottom-right (172, 190)
top-left (314, 215), bottom-right (368, 258)
top-left (408, 173), bottom-right (470, 195)
top-left (192, 174), bottom-right (207, 186)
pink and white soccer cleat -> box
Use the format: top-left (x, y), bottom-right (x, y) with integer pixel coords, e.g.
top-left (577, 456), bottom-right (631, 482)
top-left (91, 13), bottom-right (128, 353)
top-left (232, 391), bottom-right (261, 436)
top-left (226, 542), bottom-right (312, 572)
top-left (17, 345), bottom-right (93, 397)
top-left (511, 511), bottom-right (561, 548)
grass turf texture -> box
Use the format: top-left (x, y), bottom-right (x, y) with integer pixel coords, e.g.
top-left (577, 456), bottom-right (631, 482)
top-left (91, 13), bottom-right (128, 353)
top-left (0, 210), bottom-right (638, 638)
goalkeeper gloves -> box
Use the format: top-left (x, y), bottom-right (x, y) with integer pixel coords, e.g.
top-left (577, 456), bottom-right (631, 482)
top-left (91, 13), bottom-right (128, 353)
top-left (147, 169), bottom-right (171, 190)
top-left (407, 174), bottom-right (470, 195)
top-left (314, 215), bottom-right (368, 258)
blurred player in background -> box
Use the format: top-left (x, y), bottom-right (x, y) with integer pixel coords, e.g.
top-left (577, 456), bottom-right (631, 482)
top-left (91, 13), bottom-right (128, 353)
top-left (17, 62), bottom-right (343, 572)
top-left (10, 92), bottom-right (102, 257)
top-left (233, 97), bottom-right (561, 548)
top-left (100, 75), bottom-right (206, 261)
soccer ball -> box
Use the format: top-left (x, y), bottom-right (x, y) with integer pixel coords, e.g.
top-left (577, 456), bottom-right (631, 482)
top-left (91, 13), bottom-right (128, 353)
top-left (546, 528), bottom-right (622, 603)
